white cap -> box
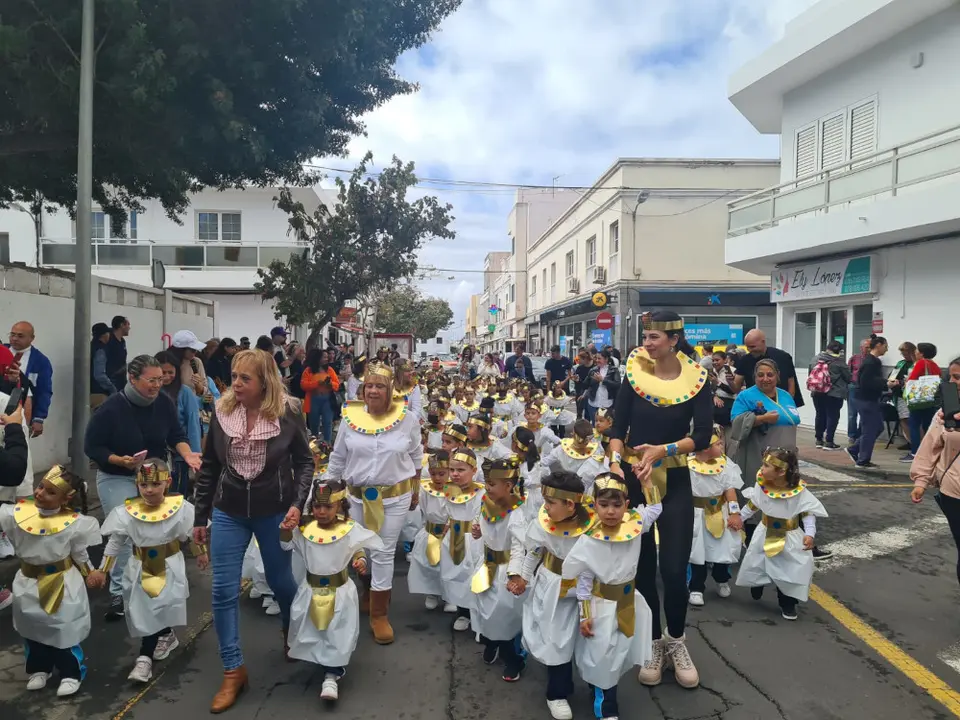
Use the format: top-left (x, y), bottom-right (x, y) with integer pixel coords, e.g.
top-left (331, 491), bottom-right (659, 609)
top-left (172, 330), bottom-right (206, 352)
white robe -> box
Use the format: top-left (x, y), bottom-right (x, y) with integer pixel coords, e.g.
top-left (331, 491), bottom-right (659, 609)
top-left (470, 508), bottom-right (527, 642)
top-left (689, 459), bottom-right (745, 566)
top-left (440, 489), bottom-right (484, 611)
top-left (543, 395), bottom-right (576, 427)
top-left (407, 486), bottom-right (448, 597)
top-left (519, 462), bottom-right (546, 525)
top-left (542, 444), bottom-right (608, 497)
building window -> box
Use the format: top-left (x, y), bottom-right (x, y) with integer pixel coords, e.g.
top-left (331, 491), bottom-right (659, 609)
top-left (530, 275), bottom-right (537, 296)
top-left (509, 284), bottom-right (515, 303)
top-left (198, 212), bottom-right (219, 241)
top-left (565, 251), bottom-right (575, 278)
top-left (91, 211), bottom-right (106, 240)
top-left (435, 336), bottom-right (442, 343)
top-left (197, 211), bottom-right (242, 241)
top-left (129, 211), bottom-right (138, 241)
top-left (585, 236), bottom-right (596, 268)
top-left (609, 221), bottom-right (619, 254)
top-left (794, 97), bottom-right (877, 179)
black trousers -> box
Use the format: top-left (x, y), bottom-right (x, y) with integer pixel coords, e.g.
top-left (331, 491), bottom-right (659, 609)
top-left (751, 585), bottom-right (798, 610)
top-left (138, 627), bottom-right (171, 658)
top-left (545, 661), bottom-right (574, 700)
top-left (635, 469), bottom-right (694, 640)
top-left (24, 640), bottom-right (84, 680)
top-left (480, 634), bottom-right (523, 670)
top-left (321, 665), bottom-right (345, 678)
top-left (689, 563), bottom-right (731, 592)
top-left (812, 394), bottom-right (844, 443)
top-left (588, 684), bottom-right (619, 718)
top-left (937, 493), bottom-right (960, 586)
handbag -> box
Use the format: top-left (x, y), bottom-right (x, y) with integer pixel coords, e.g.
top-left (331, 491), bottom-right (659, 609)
top-left (905, 361), bottom-right (941, 411)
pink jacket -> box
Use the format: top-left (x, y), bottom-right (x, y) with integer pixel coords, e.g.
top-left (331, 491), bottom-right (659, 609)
top-left (911, 412), bottom-right (960, 499)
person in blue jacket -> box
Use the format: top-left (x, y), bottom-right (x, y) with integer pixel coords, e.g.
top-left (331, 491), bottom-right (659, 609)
top-left (5, 321), bottom-right (53, 437)
top-left (155, 351), bottom-right (202, 496)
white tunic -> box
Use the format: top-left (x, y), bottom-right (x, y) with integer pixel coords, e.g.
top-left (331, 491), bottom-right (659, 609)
top-left (470, 507), bottom-right (526, 642)
top-left (519, 462), bottom-right (546, 525)
top-left (469, 440), bottom-right (513, 466)
top-left (735, 486), bottom-right (827, 602)
top-left (285, 522), bottom-right (383, 667)
top-left (407, 484), bottom-right (449, 597)
top-left (100, 499), bottom-right (195, 637)
top-left (440, 487), bottom-right (484, 611)
top-left (542, 443), bottom-right (608, 497)
top-left (689, 458), bottom-right (745, 566)
top-left (543, 395), bottom-right (577, 427)
top-left (0, 503), bottom-right (101, 649)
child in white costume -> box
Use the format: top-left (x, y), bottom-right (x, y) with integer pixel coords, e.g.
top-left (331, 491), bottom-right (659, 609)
top-left (441, 448), bottom-right (484, 633)
top-left (687, 430), bottom-right (745, 607)
top-left (512, 426), bottom-right (545, 524)
top-left (284, 478), bottom-right (383, 702)
top-left (542, 420), bottom-right (608, 497)
top-left (521, 470), bottom-right (597, 720)
top-left (544, 382), bottom-right (577, 435)
top-left (89, 460), bottom-right (203, 683)
top-left (0, 466), bottom-right (101, 697)
top-left (470, 456), bottom-right (528, 683)
top-left (562, 473), bottom-right (660, 720)
top-left (407, 451), bottom-right (455, 612)
top-left (736, 448), bottom-right (827, 621)
top-left (454, 387), bottom-right (482, 425)
top-left (510, 402), bottom-right (560, 453)
top-left (466, 414), bottom-right (513, 464)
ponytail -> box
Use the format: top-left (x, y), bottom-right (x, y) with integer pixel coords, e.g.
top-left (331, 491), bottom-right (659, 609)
top-left (513, 426), bottom-right (540, 471)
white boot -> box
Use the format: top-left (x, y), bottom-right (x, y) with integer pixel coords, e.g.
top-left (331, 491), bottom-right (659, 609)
top-left (637, 638), bottom-right (664, 686)
top-left (664, 631), bottom-right (699, 689)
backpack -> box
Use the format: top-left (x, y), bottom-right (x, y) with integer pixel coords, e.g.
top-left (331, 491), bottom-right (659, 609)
top-left (806, 360), bottom-right (832, 394)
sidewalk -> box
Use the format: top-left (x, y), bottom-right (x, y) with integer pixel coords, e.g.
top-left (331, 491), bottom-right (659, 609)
top-left (796, 426), bottom-right (912, 480)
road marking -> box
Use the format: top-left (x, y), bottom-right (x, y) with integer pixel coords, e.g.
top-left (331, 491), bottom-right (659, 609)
top-left (799, 460), bottom-right (866, 484)
top-left (815, 514), bottom-right (949, 572)
top-left (811, 584), bottom-right (960, 717)
top-left (806, 482), bottom-right (914, 488)
top-left (939, 642), bottom-right (960, 677)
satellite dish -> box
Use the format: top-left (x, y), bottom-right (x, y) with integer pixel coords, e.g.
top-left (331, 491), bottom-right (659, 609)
top-left (151, 259), bottom-right (166, 289)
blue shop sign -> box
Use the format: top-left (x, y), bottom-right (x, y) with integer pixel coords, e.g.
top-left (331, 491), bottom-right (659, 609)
top-left (684, 323), bottom-right (744, 345)
top-left (590, 329), bottom-right (612, 348)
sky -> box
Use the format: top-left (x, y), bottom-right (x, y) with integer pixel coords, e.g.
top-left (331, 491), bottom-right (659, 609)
top-left (322, 0), bottom-right (820, 338)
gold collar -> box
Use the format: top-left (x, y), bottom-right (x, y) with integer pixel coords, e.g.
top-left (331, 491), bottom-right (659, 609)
top-left (623, 348), bottom-right (708, 407)
top-left (688, 455), bottom-right (727, 476)
top-left (756, 473), bottom-right (806, 499)
top-left (467, 440), bottom-right (494, 452)
top-left (560, 437), bottom-right (599, 460)
top-left (125, 495), bottom-right (185, 523)
top-left (300, 517), bottom-right (355, 544)
top-left (538, 503), bottom-right (596, 538)
top-left (445, 482), bottom-right (484, 504)
top-left (494, 394), bottom-right (515, 404)
top-left (342, 399), bottom-right (408, 435)
top-left (13, 498), bottom-right (80, 536)
top-left (588, 508), bottom-right (644, 543)
top-left (458, 401), bottom-right (480, 412)
top-left (481, 495), bottom-right (524, 523)
top-left (421, 480), bottom-right (450, 499)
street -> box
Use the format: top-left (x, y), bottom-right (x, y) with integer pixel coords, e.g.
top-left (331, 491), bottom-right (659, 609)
top-left (1, 464), bottom-right (958, 720)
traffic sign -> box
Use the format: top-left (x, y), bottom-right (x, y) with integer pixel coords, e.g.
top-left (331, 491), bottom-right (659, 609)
top-left (592, 291), bottom-right (607, 308)
top-left (596, 311), bottom-right (614, 330)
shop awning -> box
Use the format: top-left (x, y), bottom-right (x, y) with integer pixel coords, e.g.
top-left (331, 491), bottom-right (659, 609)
top-left (332, 322), bottom-right (365, 335)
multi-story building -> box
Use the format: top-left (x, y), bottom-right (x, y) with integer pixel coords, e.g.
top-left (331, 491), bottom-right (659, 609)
top-left (464, 293), bottom-right (481, 345)
top-left (0, 186), bottom-right (333, 342)
top-left (523, 159), bottom-right (781, 355)
top-left (726, 0), bottom-right (960, 408)
top-left (415, 329), bottom-right (456, 358)
top-left (476, 251), bottom-right (511, 352)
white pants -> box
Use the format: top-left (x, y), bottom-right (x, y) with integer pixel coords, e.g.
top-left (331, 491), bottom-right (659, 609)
top-left (348, 495), bottom-right (409, 591)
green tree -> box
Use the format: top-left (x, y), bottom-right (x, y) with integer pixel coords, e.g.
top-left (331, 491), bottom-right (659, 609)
top-left (0, 0), bottom-right (462, 219)
top-left (378, 285), bottom-right (453, 340)
top-left (255, 153), bottom-right (455, 348)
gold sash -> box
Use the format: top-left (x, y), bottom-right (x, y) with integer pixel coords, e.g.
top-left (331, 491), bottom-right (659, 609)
top-left (693, 496), bottom-right (726, 539)
top-left (306, 568), bottom-right (350, 630)
top-left (133, 540), bottom-right (182, 598)
top-left (762, 514), bottom-right (801, 557)
top-left (348, 477), bottom-right (415, 534)
top-left (593, 579), bottom-right (636, 637)
top-left (541, 551), bottom-right (576, 597)
top-left (20, 557), bottom-right (74, 615)
top-left (447, 519), bottom-right (468, 565)
top-left (425, 521), bottom-right (446, 567)
top-left (471, 546), bottom-right (510, 594)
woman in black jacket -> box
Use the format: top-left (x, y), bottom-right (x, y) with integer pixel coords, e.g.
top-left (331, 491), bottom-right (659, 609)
top-left (0, 404), bottom-right (28, 487)
top-left (848, 335), bottom-right (889, 467)
top-left (584, 349), bottom-right (620, 422)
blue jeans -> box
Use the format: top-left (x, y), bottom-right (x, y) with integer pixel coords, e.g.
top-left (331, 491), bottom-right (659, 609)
top-left (909, 407), bottom-right (937, 455)
top-left (308, 393), bottom-right (334, 443)
top-left (847, 386), bottom-right (860, 439)
top-left (96, 471), bottom-right (139, 597)
top-left (210, 508), bottom-right (298, 671)
top-left (850, 399), bottom-right (883, 463)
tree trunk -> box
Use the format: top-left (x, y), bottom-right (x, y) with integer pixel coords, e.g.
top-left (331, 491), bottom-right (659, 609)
top-left (305, 327), bottom-right (322, 351)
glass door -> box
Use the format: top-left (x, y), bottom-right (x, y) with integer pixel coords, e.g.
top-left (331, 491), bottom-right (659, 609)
top-left (820, 308), bottom-right (848, 351)
top-left (794, 311), bottom-right (817, 369)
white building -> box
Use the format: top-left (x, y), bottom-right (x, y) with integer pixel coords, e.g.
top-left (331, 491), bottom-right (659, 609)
top-left (0, 186), bottom-right (334, 342)
top-left (522, 159), bottom-right (781, 356)
top-left (476, 251), bottom-right (511, 353)
top-left (727, 0), bottom-right (960, 397)
top-left (416, 329), bottom-right (456, 358)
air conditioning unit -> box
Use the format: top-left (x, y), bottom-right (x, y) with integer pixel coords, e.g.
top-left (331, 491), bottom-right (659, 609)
top-left (566, 277), bottom-right (580, 294)
top-left (591, 266), bottom-right (607, 285)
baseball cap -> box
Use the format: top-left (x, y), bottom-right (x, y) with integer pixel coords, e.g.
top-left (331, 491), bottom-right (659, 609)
top-left (92, 322), bottom-right (111, 338)
top-left (172, 330), bottom-right (206, 352)
top-left (270, 326), bottom-right (288, 338)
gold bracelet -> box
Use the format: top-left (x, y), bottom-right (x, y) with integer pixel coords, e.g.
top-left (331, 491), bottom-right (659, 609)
top-left (644, 484), bottom-right (663, 506)
top-left (76, 562), bottom-right (91, 578)
top-left (100, 555), bottom-right (117, 573)
top-left (578, 599), bottom-right (592, 620)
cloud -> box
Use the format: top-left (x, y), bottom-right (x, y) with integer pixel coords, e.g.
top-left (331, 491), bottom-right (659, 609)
top-left (326, 0), bottom-right (819, 334)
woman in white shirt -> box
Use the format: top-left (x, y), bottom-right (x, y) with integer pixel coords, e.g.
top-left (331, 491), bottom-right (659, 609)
top-left (585, 350), bottom-right (620, 423)
top-left (345, 356), bottom-right (365, 402)
top-left (323, 361), bottom-right (422, 646)
top-left (478, 353), bottom-right (501, 380)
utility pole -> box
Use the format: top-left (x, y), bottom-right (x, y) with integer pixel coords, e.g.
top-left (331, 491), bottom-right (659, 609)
top-left (71, 0), bottom-right (95, 479)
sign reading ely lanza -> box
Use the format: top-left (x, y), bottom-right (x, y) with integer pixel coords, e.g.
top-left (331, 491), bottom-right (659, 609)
top-left (770, 256), bottom-right (873, 302)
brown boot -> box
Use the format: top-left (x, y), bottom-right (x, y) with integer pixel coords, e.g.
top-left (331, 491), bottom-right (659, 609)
top-left (359, 575), bottom-right (371, 615)
top-left (369, 589), bottom-right (395, 645)
top-left (210, 666), bottom-right (248, 714)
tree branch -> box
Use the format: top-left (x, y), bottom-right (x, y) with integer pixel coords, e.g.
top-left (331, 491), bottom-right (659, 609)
top-left (27, 0), bottom-right (81, 65)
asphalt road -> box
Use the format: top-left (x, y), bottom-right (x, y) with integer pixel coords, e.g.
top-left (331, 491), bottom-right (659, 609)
top-left (1, 464), bottom-right (959, 720)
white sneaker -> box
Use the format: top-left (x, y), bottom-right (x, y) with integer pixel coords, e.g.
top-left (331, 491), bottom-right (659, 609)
top-left (424, 595), bottom-right (439, 611)
top-left (261, 595), bottom-right (273, 608)
top-left (546, 698), bottom-right (573, 720)
top-left (442, 602), bottom-right (457, 613)
top-left (128, 656), bottom-right (153, 683)
top-left (152, 631), bottom-right (179, 660)
top-left (320, 674), bottom-right (339, 701)
top-left (0, 531), bottom-right (14, 559)
top-left (405, 552), bottom-right (412, 563)
top-left (664, 632), bottom-right (700, 689)
top-left (26, 672), bottom-right (50, 691)
top-left (264, 598), bottom-right (281, 616)
top-left (637, 638), bottom-right (664, 686)
top-left (57, 678), bottom-right (82, 697)
top-left (688, 591), bottom-right (705, 607)
top-left (716, 582), bottom-right (732, 598)
top-left (249, 586), bottom-right (263, 599)
top-left (453, 616), bottom-right (470, 632)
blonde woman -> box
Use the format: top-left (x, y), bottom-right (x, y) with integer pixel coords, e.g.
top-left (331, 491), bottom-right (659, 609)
top-left (191, 349), bottom-right (314, 714)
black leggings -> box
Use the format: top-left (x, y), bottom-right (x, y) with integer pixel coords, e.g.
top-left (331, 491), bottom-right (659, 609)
top-left (25, 640), bottom-right (84, 680)
top-left (635, 469), bottom-right (694, 640)
top-left (938, 493), bottom-right (960, 586)
top-left (689, 563), bottom-right (731, 592)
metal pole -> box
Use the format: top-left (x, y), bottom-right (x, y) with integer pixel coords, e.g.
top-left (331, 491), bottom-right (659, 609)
top-left (70, 0), bottom-right (95, 479)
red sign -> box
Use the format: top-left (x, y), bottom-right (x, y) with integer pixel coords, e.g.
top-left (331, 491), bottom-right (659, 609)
top-left (335, 307), bottom-right (358, 323)
top-left (596, 311), bottom-right (614, 330)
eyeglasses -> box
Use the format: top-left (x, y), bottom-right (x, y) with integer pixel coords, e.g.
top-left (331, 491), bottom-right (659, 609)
top-left (139, 377), bottom-right (164, 386)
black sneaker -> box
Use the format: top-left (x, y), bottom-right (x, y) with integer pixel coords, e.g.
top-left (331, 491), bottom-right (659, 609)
top-left (815, 439), bottom-right (824, 449)
top-left (781, 607), bottom-right (798, 621)
top-left (812, 546), bottom-right (833, 561)
top-left (823, 442), bottom-right (841, 450)
top-left (502, 659), bottom-right (525, 682)
top-left (845, 447), bottom-right (858, 464)
top-left (856, 461), bottom-right (878, 468)
top-left (482, 644), bottom-right (500, 665)
top-left (104, 594), bottom-right (125, 621)
top-left (750, 586), bottom-right (764, 601)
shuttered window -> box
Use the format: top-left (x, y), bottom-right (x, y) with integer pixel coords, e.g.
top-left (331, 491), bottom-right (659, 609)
top-left (849, 100), bottom-right (877, 160)
top-left (795, 125), bottom-right (817, 179)
top-left (820, 114), bottom-right (846, 170)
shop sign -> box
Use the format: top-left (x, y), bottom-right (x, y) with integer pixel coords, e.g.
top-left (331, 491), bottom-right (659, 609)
top-left (684, 323), bottom-right (744, 345)
top-left (590, 329), bottom-right (612, 348)
top-left (872, 311), bottom-right (883, 333)
top-left (771, 256), bottom-right (872, 302)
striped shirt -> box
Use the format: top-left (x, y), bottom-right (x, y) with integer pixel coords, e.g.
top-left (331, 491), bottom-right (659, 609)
top-left (216, 404), bottom-right (281, 479)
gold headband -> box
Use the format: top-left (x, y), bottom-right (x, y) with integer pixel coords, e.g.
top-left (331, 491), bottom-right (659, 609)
top-left (764, 454), bottom-right (788, 470)
top-left (468, 416), bottom-right (490, 429)
top-left (365, 362), bottom-right (394, 382)
top-left (595, 407), bottom-right (610, 420)
top-left (541, 486), bottom-right (584, 503)
top-left (313, 485), bottom-right (348, 505)
top-left (513, 433), bottom-right (530, 453)
top-left (452, 451), bottom-right (477, 468)
top-left (710, 433), bottom-right (721, 446)
top-left (444, 426), bottom-right (468, 443)
top-left (138, 462), bottom-right (172, 485)
top-left (43, 465), bottom-right (75, 497)
top-left (594, 474), bottom-right (629, 496)
top-left (643, 317), bottom-right (684, 331)
top-left (309, 438), bottom-right (330, 462)
top-left (428, 455), bottom-right (449, 469)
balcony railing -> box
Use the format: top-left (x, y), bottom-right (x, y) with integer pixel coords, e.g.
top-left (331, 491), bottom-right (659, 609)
top-left (40, 238), bottom-right (309, 269)
top-left (727, 122), bottom-right (960, 236)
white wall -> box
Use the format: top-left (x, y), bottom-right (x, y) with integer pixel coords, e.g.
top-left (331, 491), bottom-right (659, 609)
top-left (196, 293), bottom-right (284, 344)
top-left (416, 330), bottom-right (455, 357)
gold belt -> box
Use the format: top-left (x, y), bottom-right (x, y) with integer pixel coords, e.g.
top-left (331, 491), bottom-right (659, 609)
top-left (447, 518), bottom-right (468, 566)
top-left (134, 540), bottom-right (182, 598)
top-left (20, 557), bottom-right (74, 615)
top-left (306, 568), bottom-right (350, 630)
top-left (693, 495), bottom-right (726, 539)
top-left (592, 579), bottom-right (636, 637)
top-left (349, 477), bottom-right (415, 533)
top-left (471, 546), bottom-right (510, 594)
top-left (425, 521), bottom-right (447, 566)
top-left (761, 514), bottom-right (801, 557)
top-left (541, 551), bottom-right (575, 596)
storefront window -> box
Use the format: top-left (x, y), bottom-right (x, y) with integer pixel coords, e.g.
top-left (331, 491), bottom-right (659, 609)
top-left (820, 308), bottom-right (848, 351)
top-left (853, 304), bottom-right (873, 345)
top-left (794, 311), bottom-right (817, 369)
